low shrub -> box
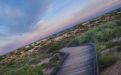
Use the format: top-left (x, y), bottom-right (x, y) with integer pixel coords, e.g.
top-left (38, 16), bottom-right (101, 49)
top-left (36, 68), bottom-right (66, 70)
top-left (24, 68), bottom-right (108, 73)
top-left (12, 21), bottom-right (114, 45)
top-left (117, 46), bottom-right (121, 52)
top-left (99, 42), bottom-right (116, 48)
top-left (29, 58), bottom-right (40, 64)
top-left (42, 56), bottom-right (58, 69)
top-left (0, 56), bottom-right (4, 61)
top-left (98, 54), bottom-right (118, 72)
top-left (10, 52), bottom-right (15, 55)
top-left (7, 61), bottom-right (16, 67)
top-left (48, 44), bottom-right (62, 53)
top-left (15, 52), bottom-right (21, 55)
top-left (4, 64), bottom-right (43, 75)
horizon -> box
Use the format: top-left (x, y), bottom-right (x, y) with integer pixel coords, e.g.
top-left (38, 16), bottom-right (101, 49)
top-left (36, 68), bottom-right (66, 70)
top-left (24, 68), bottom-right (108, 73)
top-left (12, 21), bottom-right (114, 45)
top-left (0, 0), bottom-right (121, 56)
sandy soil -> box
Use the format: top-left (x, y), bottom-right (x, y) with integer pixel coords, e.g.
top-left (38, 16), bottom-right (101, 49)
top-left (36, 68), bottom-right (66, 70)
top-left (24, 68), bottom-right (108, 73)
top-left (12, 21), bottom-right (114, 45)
top-left (43, 67), bottom-right (54, 75)
top-left (100, 61), bottom-right (121, 75)
top-left (37, 57), bottom-right (51, 66)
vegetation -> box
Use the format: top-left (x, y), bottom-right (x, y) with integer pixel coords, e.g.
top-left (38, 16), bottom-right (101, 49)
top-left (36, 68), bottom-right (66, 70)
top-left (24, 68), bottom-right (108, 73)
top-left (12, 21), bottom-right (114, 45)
top-left (0, 56), bottom-right (4, 61)
top-left (98, 54), bottom-right (118, 72)
top-left (4, 64), bottom-right (43, 75)
top-left (42, 56), bottom-right (58, 69)
top-left (117, 46), bottom-right (121, 52)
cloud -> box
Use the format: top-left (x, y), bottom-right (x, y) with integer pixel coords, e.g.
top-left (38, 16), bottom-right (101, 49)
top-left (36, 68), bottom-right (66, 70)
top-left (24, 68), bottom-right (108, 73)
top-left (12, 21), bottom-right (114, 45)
top-left (0, 0), bottom-right (52, 35)
top-left (0, 5), bottom-right (23, 18)
top-left (0, 0), bottom-right (53, 55)
top-left (33, 0), bottom-right (121, 36)
top-left (56, 0), bottom-right (121, 28)
top-left (30, 0), bottom-right (121, 37)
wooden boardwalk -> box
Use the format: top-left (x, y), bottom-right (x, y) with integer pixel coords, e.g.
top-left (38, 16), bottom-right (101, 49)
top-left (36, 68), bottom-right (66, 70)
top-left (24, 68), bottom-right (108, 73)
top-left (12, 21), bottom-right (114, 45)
top-left (54, 43), bottom-right (98, 75)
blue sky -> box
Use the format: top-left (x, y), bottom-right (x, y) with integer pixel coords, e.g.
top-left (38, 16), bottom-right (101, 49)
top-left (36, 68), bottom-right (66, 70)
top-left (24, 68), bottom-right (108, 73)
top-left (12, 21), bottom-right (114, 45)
top-left (0, 0), bottom-right (121, 55)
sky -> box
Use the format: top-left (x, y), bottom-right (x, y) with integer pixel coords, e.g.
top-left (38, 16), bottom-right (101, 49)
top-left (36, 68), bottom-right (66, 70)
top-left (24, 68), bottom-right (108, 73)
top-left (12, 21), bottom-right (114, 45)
top-left (0, 0), bottom-right (121, 56)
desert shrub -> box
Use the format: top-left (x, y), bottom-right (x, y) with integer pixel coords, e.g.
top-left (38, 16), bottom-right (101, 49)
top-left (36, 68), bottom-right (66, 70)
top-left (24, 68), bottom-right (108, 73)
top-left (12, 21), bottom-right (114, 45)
top-left (42, 56), bottom-right (58, 69)
top-left (96, 45), bottom-right (101, 51)
top-left (99, 42), bottom-right (116, 48)
top-left (15, 52), bottom-right (21, 55)
top-left (4, 64), bottom-right (43, 75)
top-left (40, 44), bottom-right (52, 50)
top-left (96, 41), bottom-right (118, 51)
top-left (34, 47), bottom-right (39, 50)
top-left (49, 56), bottom-right (58, 63)
top-left (105, 42), bottom-right (116, 48)
top-left (48, 44), bottom-right (62, 53)
top-left (98, 54), bottom-right (118, 72)
top-left (7, 61), bottom-right (16, 67)
top-left (29, 58), bottom-right (40, 64)
top-left (41, 63), bottom-right (50, 69)
top-left (1, 62), bottom-right (6, 66)
top-left (116, 41), bottom-right (121, 45)
top-left (48, 56), bottom-right (58, 67)
top-left (117, 46), bottom-right (121, 52)
top-left (10, 52), bottom-right (15, 55)
top-left (0, 56), bottom-right (4, 61)
top-left (25, 45), bottom-right (34, 51)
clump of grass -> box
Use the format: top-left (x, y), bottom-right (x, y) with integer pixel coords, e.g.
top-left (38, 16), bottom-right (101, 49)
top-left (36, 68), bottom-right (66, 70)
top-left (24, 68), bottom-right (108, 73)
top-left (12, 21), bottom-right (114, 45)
top-left (0, 56), bottom-right (4, 61)
top-left (42, 56), bottom-right (58, 69)
top-left (99, 42), bottom-right (116, 48)
top-left (48, 44), bottom-right (62, 53)
top-left (10, 52), bottom-right (15, 55)
top-left (98, 54), bottom-right (118, 72)
top-left (117, 46), bottom-right (121, 52)
top-left (15, 52), bottom-right (21, 55)
top-left (4, 64), bottom-right (43, 75)
top-left (7, 60), bottom-right (16, 67)
top-left (29, 58), bottom-right (40, 64)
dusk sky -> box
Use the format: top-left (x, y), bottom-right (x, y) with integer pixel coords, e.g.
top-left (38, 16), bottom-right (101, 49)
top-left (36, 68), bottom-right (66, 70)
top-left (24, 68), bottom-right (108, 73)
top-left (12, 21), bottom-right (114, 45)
top-left (0, 0), bottom-right (121, 55)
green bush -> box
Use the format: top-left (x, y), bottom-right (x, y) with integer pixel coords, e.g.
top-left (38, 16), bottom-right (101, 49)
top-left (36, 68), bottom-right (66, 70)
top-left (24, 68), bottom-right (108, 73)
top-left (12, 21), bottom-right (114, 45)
top-left (117, 46), bottom-right (121, 52)
top-left (29, 58), bottom-right (40, 64)
top-left (0, 56), bottom-right (4, 61)
top-left (99, 42), bottom-right (116, 48)
top-left (41, 63), bottom-right (50, 69)
top-left (15, 52), bottom-right (21, 55)
top-left (98, 54), bottom-right (118, 72)
top-left (42, 56), bottom-right (58, 69)
top-left (49, 56), bottom-right (58, 63)
top-left (4, 64), bottom-right (43, 75)
top-left (10, 52), bottom-right (15, 55)
top-left (48, 44), bottom-right (62, 53)
top-left (7, 61), bottom-right (16, 67)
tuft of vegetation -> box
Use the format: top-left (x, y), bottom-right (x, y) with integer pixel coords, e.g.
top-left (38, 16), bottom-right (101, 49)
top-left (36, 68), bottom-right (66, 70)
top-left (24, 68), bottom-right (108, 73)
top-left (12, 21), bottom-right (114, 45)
top-left (4, 64), bottom-right (43, 75)
top-left (98, 54), bottom-right (118, 72)
top-left (29, 58), bottom-right (40, 64)
top-left (117, 46), bottom-right (121, 52)
top-left (42, 56), bottom-right (58, 69)
top-left (7, 61), bottom-right (16, 67)
top-left (0, 56), bottom-right (4, 61)
top-left (48, 44), bottom-right (62, 53)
